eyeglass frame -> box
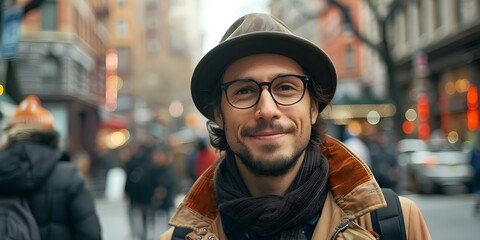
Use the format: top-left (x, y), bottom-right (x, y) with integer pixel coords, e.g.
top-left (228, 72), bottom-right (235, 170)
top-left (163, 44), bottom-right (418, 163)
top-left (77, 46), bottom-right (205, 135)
top-left (220, 73), bottom-right (310, 109)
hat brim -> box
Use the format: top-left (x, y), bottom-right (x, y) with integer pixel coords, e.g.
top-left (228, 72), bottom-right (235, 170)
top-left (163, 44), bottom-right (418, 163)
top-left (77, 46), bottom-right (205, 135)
top-left (191, 32), bottom-right (337, 121)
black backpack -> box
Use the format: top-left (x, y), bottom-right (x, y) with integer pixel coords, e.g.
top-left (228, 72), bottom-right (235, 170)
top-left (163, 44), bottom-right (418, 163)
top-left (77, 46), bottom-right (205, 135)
top-left (0, 196), bottom-right (40, 240)
top-left (172, 188), bottom-right (406, 240)
top-left (370, 188), bottom-right (406, 240)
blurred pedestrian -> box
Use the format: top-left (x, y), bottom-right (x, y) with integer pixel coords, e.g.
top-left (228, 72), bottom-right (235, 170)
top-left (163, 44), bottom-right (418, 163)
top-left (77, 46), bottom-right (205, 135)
top-left (124, 140), bottom-right (176, 240)
top-left (0, 95), bottom-right (102, 240)
top-left (151, 143), bottom-right (177, 230)
top-left (160, 13), bottom-right (430, 239)
top-left (343, 133), bottom-right (372, 168)
top-left (469, 139), bottom-right (480, 213)
top-left (343, 121), bottom-right (372, 168)
top-left (194, 138), bottom-right (217, 180)
top-left (368, 131), bottom-right (399, 190)
top-left (185, 140), bottom-right (199, 188)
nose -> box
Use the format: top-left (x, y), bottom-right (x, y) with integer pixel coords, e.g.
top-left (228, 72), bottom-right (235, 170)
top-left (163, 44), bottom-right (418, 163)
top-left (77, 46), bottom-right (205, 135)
top-left (255, 87), bottom-right (281, 120)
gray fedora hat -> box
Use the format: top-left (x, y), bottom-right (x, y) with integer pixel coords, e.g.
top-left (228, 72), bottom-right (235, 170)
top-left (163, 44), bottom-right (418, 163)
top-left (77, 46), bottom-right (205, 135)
top-left (191, 13), bottom-right (337, 121)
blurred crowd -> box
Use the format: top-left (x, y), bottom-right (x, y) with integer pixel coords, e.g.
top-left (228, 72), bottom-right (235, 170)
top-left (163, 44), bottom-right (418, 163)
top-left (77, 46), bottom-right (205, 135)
top-left (344, 128), bottom-right (400, 192)
top-left (0, 95), bottom-right (219, 240)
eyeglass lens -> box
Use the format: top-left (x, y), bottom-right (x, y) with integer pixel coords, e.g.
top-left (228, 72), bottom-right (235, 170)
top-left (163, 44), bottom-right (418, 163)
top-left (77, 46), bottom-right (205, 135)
top-left (225, 75), bottom-right (306, 109)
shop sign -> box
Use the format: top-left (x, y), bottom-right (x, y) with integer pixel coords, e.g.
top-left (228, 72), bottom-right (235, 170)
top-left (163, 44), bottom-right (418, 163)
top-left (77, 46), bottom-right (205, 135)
top-left (1, 6), bottom-right (22, 59)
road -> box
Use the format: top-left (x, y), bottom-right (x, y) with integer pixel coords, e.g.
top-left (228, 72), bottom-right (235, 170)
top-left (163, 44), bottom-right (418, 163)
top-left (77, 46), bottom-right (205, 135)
top-left (405, 193), bottom-right (480, 240)
top-left (96, 193), bottom-right (480, 240)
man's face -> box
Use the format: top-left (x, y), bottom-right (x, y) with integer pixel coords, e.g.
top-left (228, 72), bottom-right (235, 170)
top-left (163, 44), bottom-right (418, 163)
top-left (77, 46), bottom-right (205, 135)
top-left (214, 54), bottom-right (319, 176)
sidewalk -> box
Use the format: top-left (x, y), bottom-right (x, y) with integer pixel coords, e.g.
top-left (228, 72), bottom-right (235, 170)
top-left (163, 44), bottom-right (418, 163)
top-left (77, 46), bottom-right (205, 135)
top-left (95, 195), bottom-right (183, 240)
top-left (96, 198), bottom-right (131, 240)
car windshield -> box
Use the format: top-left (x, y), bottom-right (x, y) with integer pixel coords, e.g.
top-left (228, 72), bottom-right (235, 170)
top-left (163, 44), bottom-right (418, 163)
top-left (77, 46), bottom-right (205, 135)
top-left (427, 139), bottom-right (462, 152)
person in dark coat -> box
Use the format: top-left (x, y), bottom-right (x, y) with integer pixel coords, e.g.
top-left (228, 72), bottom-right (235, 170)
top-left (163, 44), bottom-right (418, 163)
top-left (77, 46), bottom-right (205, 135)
top-left (0, 95), bottom-right (102, 240)
top-left (125, 141), bottom-right (177, 240)
top-left (469, 139), bottom-right (480, 213)
top-left (368, 131), bottom-right (399, 190)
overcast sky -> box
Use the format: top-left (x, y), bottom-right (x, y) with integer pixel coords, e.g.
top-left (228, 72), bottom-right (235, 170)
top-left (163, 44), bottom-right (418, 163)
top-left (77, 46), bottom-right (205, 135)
top-left (200, 0), bottom-right (269, 54)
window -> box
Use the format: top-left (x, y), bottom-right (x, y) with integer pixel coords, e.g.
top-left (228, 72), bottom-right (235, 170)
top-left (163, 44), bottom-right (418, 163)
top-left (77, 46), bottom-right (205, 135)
top-left (403, 4), bottom-right (409, 44)
top-left (147, 39), bottom-right (160, 53)
top-left (116, 48), bottom-right (130, 76)
top-left (434, 0), bottom-right (443, 29)
top-left (41, 56), bottom-right (60, 84)
top-left (345, 44), bottom-right (355, 69)
top-left (117, 0), bottom-right (125, 6)
top-left (116, 19), bottom-right (127, 37)
top-left (41, 0), bottom-right (57, 30)
top-left (417, 0), bottom-right (426, 35)
top-left (457, 0), bottom-right (477, 24)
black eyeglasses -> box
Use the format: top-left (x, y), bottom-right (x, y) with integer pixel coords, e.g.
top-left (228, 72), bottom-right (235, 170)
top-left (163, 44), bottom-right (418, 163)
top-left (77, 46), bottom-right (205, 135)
top-left (220, 74), bottom-right (309, 109)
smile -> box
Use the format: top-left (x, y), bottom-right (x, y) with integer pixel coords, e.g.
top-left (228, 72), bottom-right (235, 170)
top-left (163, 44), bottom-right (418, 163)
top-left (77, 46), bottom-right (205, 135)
top-left (252, 132), bottom-right (286, 141)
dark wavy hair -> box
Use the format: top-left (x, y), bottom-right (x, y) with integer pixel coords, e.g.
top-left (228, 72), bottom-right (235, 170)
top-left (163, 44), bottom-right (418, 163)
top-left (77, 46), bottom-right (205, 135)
top-left (206, 75), bottom-right (332, 151)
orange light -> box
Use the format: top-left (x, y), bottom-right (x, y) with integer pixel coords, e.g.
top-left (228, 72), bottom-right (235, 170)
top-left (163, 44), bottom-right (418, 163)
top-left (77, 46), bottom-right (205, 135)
top-left (417, 93), bottom-right (430, 140)
top-left (418, 122), bottom-right (430, 140)
top-left (105, 48), bottom-right (118, 111)
top-left (468, 109), bottom-right (479, 130)
top-left (467, 85), bottom-right (478, 108)
top-left (105, 49), bottom-right (118, 72)
top-left (423, 155), bottom-right (438, 168)
top-left (417, 93), bottom-right (429, 121)
top-left (467, 85), bottom-right (479, 130)
top-left (402, 121), bottom-right (415, 134)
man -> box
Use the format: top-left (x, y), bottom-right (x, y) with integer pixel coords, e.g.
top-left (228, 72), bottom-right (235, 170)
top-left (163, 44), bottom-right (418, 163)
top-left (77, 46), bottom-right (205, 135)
top-left (0, 95), bottom-right (102, 240)
top-left (160, 13), bottom-right (430, 240)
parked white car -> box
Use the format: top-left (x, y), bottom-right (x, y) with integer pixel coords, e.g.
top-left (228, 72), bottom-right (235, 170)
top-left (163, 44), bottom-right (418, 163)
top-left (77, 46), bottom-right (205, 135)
top-left (397, 138), bottom-right (474, 194)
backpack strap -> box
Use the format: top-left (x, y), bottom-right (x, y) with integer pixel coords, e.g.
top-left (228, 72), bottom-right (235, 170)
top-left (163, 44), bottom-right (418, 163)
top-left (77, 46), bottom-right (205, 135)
top-left (171, 227), bottom-right (192, 240)
top-left (370, 188), bottom-right (406, 240)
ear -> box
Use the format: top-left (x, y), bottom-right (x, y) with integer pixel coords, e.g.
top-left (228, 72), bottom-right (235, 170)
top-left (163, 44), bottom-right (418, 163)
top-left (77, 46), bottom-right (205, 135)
top-left (213, 107), bottom-right (224, 129)
top-left (310, 101), bottom-right (319, 125)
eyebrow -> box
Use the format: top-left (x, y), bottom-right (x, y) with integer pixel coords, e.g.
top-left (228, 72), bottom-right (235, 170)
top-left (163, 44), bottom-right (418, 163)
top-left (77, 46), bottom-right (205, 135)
top-left (223, 73), bottom-right (301, 83)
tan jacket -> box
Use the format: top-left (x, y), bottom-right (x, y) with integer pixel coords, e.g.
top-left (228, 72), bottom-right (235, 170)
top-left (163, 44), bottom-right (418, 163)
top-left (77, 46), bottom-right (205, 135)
top-left (160, 136), bottom-right (431, 240)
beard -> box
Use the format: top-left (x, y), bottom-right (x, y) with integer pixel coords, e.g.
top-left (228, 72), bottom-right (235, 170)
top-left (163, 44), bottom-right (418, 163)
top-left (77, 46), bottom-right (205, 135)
top-left (233, 120), bottom-right (307, 177)
top-left (235, 147), bottom-right (304, 177)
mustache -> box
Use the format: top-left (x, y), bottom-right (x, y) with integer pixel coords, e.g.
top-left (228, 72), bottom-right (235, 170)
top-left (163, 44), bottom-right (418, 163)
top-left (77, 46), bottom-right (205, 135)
top-left (240, 121), bottom-right (295, 137)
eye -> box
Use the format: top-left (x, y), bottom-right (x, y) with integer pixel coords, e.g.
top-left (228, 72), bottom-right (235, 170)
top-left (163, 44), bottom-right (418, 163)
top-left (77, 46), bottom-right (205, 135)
top-left (227, 80), bottom-right (259, 99)
top-left (276, 83), bottom-right (297, 92)
top-left (235, 86), bottom-right (257, 96)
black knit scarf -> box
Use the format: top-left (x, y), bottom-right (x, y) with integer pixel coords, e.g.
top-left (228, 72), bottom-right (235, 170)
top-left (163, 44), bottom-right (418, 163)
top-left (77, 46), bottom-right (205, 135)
top-left (215, 147), bottom-right (329, 240)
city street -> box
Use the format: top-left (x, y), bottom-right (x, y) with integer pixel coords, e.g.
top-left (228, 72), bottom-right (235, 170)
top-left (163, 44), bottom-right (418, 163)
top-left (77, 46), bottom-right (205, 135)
top-left (96, 193), bottom-right (480, 240)
top-left (96, 196), bottom-right (175, 240)
top-left (404, 193), bottom-right (480, 240)
top-left (96, 198), bottom-right (130, 240)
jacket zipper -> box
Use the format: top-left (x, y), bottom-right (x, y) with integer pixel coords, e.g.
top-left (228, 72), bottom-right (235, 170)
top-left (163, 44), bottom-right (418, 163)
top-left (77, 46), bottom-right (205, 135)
top-left (330, 220), bottom-right (350, 240)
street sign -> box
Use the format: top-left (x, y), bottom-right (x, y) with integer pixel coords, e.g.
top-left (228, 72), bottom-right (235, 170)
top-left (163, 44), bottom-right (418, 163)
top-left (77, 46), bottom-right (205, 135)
top-left (1, 6), bottom-right (22, 59)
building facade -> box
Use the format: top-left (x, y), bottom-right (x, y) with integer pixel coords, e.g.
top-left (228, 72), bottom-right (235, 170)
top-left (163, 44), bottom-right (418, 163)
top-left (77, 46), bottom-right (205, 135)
top-left (392, 0), bottom-right (480, 143)
top-left (106, 0), bottom-right (202, 141)
top-left (16, 0), bottom-right (109, 157)
top-left (272, 0), bottom-right (391, 139)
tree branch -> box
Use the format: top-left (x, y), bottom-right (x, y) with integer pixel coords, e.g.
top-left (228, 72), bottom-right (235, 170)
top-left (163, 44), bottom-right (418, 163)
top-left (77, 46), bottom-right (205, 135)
top-left (366, 0), bottom-right (382, 21)
top-left (329, 0), bottom-right (381, 54)
top-left (385, 0), bottom-right (401, 22)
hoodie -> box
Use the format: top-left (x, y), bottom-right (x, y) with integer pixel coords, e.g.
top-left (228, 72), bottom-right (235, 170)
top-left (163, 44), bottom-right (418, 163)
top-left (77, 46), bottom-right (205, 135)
top-left (0, 127), bottom-right (102, 240)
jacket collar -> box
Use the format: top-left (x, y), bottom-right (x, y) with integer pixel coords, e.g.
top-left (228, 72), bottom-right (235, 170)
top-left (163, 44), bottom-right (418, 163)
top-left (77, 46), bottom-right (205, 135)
top-left (170, 135), bottom-right (386, 228)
